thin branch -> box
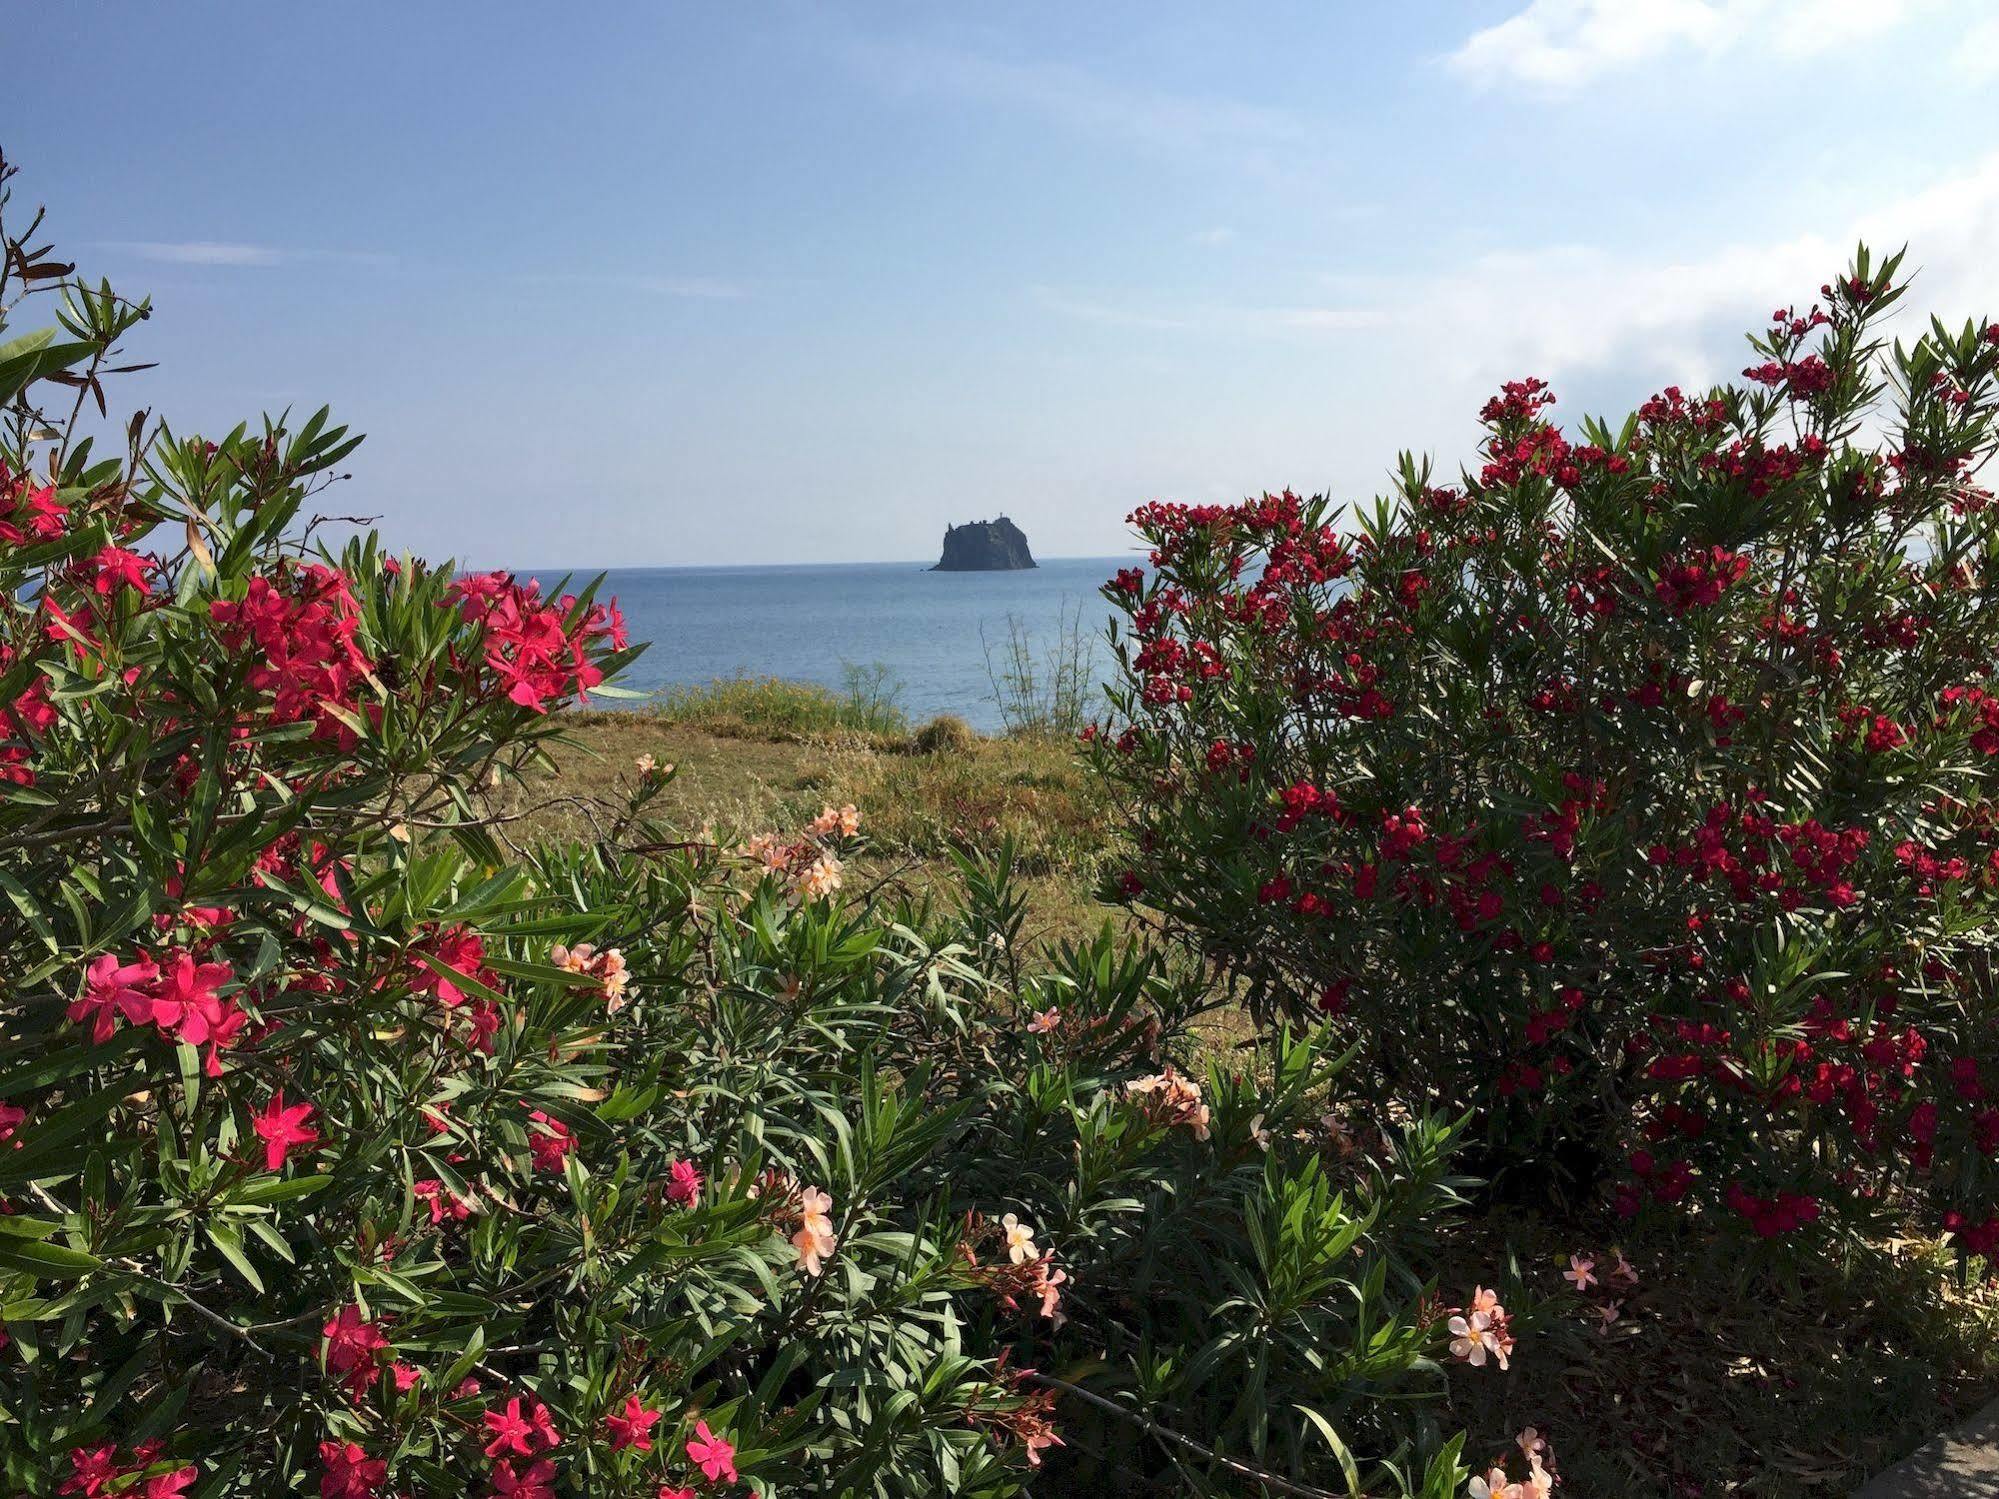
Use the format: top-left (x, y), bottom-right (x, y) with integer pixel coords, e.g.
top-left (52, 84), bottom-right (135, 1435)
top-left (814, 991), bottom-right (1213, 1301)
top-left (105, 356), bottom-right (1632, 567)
top-left (1024, 1372), bottom-right (1349, 1499)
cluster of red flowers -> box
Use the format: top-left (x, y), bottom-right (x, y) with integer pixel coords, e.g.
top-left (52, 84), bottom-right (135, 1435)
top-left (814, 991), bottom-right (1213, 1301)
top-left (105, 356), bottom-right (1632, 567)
top-left (446, 571), bottom-right (626, 713)
top-left (210, 562), bottom-right (375, 746)
top-left (66, 950), bottom-right (244, 1076)
top-left (408, 921), bottom-right (507, 1051)
top-left (59, 1442), bottom-right (196, 1497)
top-left (1654, 546), bottom-right (1750, 613)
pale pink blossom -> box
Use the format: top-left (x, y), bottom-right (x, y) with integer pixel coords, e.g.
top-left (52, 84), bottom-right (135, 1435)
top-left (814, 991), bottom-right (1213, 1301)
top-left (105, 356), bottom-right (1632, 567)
top-left (1001, 1213), bottom-right (1038, 1265)
top-left (1563, 1253), bottom-right (1596, 1291)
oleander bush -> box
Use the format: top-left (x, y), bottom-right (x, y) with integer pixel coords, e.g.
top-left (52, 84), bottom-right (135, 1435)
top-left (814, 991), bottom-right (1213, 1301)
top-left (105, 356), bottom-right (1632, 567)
top-left (1089, 247), bottom-right (1999, 1254)
top-left (0, 155), bottom-right (1485, 1497)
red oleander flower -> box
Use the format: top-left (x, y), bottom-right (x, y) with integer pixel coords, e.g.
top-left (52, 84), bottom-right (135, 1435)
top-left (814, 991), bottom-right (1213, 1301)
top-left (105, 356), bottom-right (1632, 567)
top-left (253, 1091), bottom-right (320, 1171)
top-left (604, 1394), bottom-right (660, 1452)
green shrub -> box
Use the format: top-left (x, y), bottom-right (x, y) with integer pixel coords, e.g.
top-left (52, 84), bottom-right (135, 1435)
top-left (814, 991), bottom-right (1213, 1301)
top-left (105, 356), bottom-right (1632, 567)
top-left (1088, 246), bottom-right (1999, 1252)
top-left (911, 713), bottom-right (978, 755)
top-left (656, 669), bottom-right (908, 743)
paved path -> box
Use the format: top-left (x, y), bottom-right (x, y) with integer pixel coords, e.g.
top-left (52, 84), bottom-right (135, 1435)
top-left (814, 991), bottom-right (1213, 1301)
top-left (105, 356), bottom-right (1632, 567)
top-left (1856, 1397), bottom-right (1999, 1498)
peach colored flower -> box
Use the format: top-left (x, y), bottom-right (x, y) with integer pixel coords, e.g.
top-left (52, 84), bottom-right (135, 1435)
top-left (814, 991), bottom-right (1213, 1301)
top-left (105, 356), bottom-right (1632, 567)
top-left (1608, 1249), bottom-right (1639, 1288)
top-left (1448, 1289), bottom-right (1514, 1370)
top-left (808, 803), bottom-right (861, 838)
top-left (1126, 1067), bottom-right (1212, 1140)
top-left (793, 853), bottom-right (844, 901)
top-left (1026, 1007), bottom-right (1062, 1034)
top-left (1031, 1256), bottom-right (1068, 1327)
top-left (1563, 1253), bottom-right (1596, 1291)
top-left (599, 949), bottom-right (629, 1009)
top-left (1598, 1299), bottom-right (1623, 1332)
top-left (791, 1185), bottom-right (837, 1276)
top-left (634, 753), bottom-right (656, 774)
top-left (741, 832), bottom-right (790, 872)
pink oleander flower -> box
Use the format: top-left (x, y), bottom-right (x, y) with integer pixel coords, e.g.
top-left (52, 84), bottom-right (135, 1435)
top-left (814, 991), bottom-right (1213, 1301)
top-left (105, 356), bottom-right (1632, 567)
top-left (482, 1396), bottom-right (560, 1458)
top-left (1032, 1254), bottom-right (1069, 1326)
top-left (1026, 1007), bottom-right (1062, 1034)
top-left (1563, 1253), bottom-right (1596, 1291)
top-left (414, 1178), bottom-right (473, 1225)
top-left (741, 832), bottom-right (790, 872)
top-left (666, 1157), bottom-right (704, 1206)
top-left (1598, 1299), bottom-right (1623, 1332)
top-left (1001, 1212), bottom-right (1039, 1265)
top-left (68, 953), bottom-right (160, 1044)
top-left (489, 1458), bottom-right (558, 1498)
top-left (685, 1421), bottom-right (738, 1483)
top-left (318, 1440), bottom-right (387, 1499)
top-left (1607, 1249), bottom-right (1639, 1288)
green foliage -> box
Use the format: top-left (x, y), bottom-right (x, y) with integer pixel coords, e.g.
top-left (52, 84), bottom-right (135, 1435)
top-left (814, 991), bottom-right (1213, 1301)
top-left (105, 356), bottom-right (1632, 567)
top-left (0, 150), bottom-right (1472, 1497)
top-left (656, 669), bottom-right (908, 744)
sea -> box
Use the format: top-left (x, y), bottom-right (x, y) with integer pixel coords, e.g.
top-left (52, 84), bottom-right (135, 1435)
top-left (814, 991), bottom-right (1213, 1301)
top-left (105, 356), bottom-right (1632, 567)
top-left (518, 556), bottom-right (1130, 733)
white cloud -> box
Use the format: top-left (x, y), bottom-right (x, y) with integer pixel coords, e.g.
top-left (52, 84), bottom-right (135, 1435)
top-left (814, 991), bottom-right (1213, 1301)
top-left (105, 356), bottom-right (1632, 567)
top-left (1036, 149), bottom-right (1999, 397)
top-left (628, 275), bottom-right (749, 300)
top-left (98, 241), bottom-right (392, 268)
top-left (1955, 13), bottom-right (1999, 81)
top-left (1031, 285), bottom-right (1391, 336)
top-left (1190, 227), bottom-right (1237, 246)
top-left (1446, 0), bottom-right (1950, 90)
top-left (106, 241), bottom-right (284, 266)
top-left (845, 37), bottom-right (1299, 158)
top-left (1407, 148), bottom-right (1999, 389)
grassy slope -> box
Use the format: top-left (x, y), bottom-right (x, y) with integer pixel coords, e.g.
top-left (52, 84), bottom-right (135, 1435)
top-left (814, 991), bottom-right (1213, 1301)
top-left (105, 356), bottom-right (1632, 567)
top-left (520, 696), bottom-right (1117, 950)
top-left (522, 684), bottom-right (1999, 1496)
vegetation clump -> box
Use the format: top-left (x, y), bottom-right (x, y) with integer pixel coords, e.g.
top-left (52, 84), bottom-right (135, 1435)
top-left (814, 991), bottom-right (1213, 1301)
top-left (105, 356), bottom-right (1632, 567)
top-left (1091, 247), bottom-right (1999, 1253)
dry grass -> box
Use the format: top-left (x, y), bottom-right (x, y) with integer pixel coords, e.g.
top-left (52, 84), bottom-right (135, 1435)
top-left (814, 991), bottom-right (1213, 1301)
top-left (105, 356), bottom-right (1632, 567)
top-left (517, 707), bottom-right (1117, 949)
top-left (1435, 1208), bottom-right (1999, 1496)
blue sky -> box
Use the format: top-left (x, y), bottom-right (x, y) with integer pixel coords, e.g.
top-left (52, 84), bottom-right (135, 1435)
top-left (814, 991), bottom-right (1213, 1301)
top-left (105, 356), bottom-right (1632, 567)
top-left (9, 1), bottom-right (1997, 566)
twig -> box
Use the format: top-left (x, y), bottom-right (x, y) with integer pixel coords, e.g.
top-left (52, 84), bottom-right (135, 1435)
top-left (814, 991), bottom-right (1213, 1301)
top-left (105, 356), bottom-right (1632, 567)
top-left (1024, 1372), bottom-right (1348, 1499)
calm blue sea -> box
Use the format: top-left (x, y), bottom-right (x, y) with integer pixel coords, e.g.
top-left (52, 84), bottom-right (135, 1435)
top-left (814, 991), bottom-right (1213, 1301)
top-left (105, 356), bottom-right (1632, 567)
top-left (518, 557), bottom-right (1129, 732)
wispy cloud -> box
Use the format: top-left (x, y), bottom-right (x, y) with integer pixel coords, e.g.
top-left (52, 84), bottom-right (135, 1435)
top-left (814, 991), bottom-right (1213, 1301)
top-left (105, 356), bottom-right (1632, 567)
top-left (1031, 285), bottom-right (1389, 337)
top-left (844, 36), bottom-right (1301, 160)
top-left (626, 275), bottom-right (750, 300)
top-left (517, 271), bottom-right (752, 302)
top-left (97, 240), bottom-right (394, 268)
top-left (1035, 148), bottom-right (1999, 391)
top-left (1189, 227), bottom-right (1237, 247)
top-left (1955, 13), bottom-right (1999, 81)
top-left (1445, 0), bottom-right (1952, 92)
